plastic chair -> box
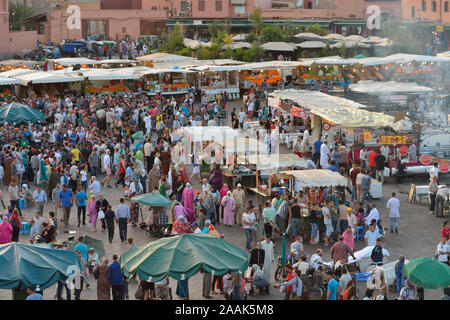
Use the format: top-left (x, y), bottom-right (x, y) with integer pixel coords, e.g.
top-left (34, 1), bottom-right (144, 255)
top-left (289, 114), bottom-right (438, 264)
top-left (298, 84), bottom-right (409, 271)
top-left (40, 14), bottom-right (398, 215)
top-left (19, 198), bottom-right (27, 209)
top-left (21, 222), bottom-right (30, 235)
top-left (356, 226), bottom-right (364, 240)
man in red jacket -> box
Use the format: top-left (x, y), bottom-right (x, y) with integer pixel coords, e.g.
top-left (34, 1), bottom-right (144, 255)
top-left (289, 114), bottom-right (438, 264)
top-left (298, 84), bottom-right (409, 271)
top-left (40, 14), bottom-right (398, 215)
top-left (368, 149), bottom-right (377, 178)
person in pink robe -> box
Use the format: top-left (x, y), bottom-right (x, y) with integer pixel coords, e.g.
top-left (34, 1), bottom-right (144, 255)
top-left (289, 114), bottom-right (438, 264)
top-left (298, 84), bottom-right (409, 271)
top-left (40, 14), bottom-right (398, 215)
top-left (0, 216), bottom-right (13, 244)
top-left (182, 183), bottom-right (195, 223)
top-left (219, 183), bottom-right (229, 223)
top-left (89, 196), bottom-right (98, 232)
top-left (221, 191), bottom-right (235, 227)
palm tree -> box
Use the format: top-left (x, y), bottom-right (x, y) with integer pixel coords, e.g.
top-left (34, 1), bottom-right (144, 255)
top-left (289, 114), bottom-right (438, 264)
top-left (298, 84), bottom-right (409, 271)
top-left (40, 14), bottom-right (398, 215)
top-left (9, 0), bottom-right (35, 31)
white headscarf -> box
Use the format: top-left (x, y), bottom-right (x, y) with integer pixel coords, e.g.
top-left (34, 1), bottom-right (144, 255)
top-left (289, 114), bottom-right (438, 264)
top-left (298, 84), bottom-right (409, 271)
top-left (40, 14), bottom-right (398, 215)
top-left (252, 264), bottom-right (265, 280)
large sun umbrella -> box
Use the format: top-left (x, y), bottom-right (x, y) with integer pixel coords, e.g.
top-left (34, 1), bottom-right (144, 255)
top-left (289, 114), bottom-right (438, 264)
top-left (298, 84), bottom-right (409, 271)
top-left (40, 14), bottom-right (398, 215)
top-left (402, 257), bottom-right (450, 289)
top-left (131, 193), bottom-right (173, 207)
top-left (120, 233), bottom-right (248, 282)
top-left (0, 243), bottom-right (83, 289)
top-left (67, 235), bottom-right (106, 259)
top-left (0, 102), bottom-right (45, 125)
top-left (131, 131), bottom-right (144, 140)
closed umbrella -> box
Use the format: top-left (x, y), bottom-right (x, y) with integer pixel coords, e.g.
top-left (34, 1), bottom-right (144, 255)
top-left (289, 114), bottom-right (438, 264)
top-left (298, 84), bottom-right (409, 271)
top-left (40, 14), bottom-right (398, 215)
top-left (0, 102), bottom-right (45, 125)
top-left (0, 243), bottom-right (82, 289)
top-left (120, 233), bottom-right (248, 282)
top-left (402, 257), bottom-right (450, 289)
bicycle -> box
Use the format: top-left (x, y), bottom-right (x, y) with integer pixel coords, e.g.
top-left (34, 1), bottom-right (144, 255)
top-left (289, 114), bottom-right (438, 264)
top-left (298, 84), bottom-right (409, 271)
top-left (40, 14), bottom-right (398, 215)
top-left (274, 256), bottom-right (287, 282)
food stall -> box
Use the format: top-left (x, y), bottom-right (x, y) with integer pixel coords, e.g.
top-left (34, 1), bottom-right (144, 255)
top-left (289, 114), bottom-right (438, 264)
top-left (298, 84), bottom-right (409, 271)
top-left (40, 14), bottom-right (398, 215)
top-left (0, 77), bottom-right (20, 100)
top-left (139, 68), bottom-right (194, 96)
top-left (192, 65), bottom-right (241, 99)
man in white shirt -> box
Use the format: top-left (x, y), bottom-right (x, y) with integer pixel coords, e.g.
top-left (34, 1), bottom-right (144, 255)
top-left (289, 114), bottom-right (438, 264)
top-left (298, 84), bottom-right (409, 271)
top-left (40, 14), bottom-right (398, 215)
top-left (364, 224), bottom-right (381, 246)
top-left (430, 162), bottom-right (439, 182)
top-left (437, 237), bottom-right (449, 265)
top-left (435, 183), bottom-right (449, 218)
top-left (365, 203), bottom-right (379, 227)
top-left (309, 249), bottom-right (324, 271)
top-left (320, 141), bottom-right (330, 169)
top-left (242, 209), bottom-right (256, 251)
top-left (386, 192), bottom-right (400, 234)
top-left (238, 108), bottom-right (246, 129)
top-left (290, 235), bottom-right (305, 257)
top-left (360, 147), bottom-right (367, 168)
top-left (380, 145), bottom-right (389, 162)
top-left (89, 176), bottom-right (101, 197)
top-left (144, 113), bottom-right (152, 135)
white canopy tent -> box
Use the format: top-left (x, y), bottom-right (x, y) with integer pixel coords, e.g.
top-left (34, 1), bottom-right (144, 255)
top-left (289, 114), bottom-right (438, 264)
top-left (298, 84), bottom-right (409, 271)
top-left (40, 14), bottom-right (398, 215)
top-left (297, 41), bottom-right (327, 49)
top-left (261, 42), bottom-right (297, 52)
top-left (323, 33), bottom-right (345, 42)
top-left (12, 71), bottom-right (83, 85)
top-left (183, 38), bottom-right (201, 50)
top-left (0, 77), bottom-right (20, 85)
top-left (139, 68), bottom-right (195, 76)
top-left (50, 58), bottom-right (102, 66)
top-left (228, 42), bottom-right (252, 50)
top-left (278, 169), bottom-right (348, 188)
top-left (270, 89), bottom-right (396, 128)
top-left (0, 68), bottom-right (33, 78)
top-left (331, 40), bottom-right (370, 49)
top-left (83, 69), bottom-right (142, 81)
top-left (136, 53), bottom-right (196, 63)
top-left (237, 154), bottom-right (308, 170)
top-left (293, 32), bottom-right (325, 41)
top-left (349, 80), bottom-right (434, 94)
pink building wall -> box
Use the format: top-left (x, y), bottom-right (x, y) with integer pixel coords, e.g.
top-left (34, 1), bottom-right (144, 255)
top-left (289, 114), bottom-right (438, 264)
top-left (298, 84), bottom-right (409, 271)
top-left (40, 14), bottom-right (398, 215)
top-left (401, 0), bottom-right (450, 23)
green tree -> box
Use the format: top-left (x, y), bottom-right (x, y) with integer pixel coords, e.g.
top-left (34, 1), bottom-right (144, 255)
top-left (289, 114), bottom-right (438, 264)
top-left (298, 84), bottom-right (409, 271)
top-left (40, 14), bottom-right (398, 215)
top-left (305, 23), bottom-right (327, 36)
top-left (339, 43), bottom-right (348, 58)
top-left (260, 25), bottom-right (285, 43)
top-left (245, 32), bottom-right (258, 43)
top-left (284, 25), bottom-right (304, 42)
top-left (159, 23), bottom-right (184, 53)
top-left (9, 0), bottom-right (35, 31)
top-left (242, 41), bottom-right (264, 62)
top-left (208, 21), bottom-right (226, 43)
top-left (321, 43), bottom-right (331, 57)
top-left (249, 7), bottom-right (264, 36)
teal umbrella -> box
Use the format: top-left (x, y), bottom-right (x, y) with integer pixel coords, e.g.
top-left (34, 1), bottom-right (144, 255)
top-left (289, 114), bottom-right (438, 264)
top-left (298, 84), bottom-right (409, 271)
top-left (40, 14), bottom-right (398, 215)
top-left (67, 235), bottom-right (106, 259)
top-left (131, 193), bottom-right (173, 207)
top-left (0, 243), bottom-right (82, 289)
top-left (0, 102), bottom-right (45, 125)
top-left (120, 233), bottom-right (248, 282)
top-left (403, 257), bottom-right (450, 289)
top-left (131, 131), bottom-right (144, 140)
top-left (354, 54), bottom-right (366, 59)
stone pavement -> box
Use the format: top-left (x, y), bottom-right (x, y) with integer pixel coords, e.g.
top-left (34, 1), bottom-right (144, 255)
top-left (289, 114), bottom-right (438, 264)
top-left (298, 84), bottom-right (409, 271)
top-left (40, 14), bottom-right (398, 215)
top-left (0, 171), bottom-right (447, 300)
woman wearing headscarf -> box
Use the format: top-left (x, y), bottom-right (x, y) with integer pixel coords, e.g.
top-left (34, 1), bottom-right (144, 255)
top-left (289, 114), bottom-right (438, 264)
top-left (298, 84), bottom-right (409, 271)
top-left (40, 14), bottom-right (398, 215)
top-left (209, 163), bottom-right (223, 192)
top-left (93, 258), bottom-right (110, 300)
top-left (0, 216), bottom-right (13, 244)
top-left (250, 264), bottom-right (268, 295)
top-left (395, 256), bottom-right (406, 297)
top-left (88, 195), bottom-right (98, 232)
top-left (182, 183), bottom-right (195, 224)
top-left (221, 191), bottom-right (235, 227)
top-left (3, 153), bottom-right (13, 186)
top-left (171, 215), bottom-right (189, 235)
top-left (9, 209), bottom-right (21, 242)
top-left (147, 164), bottom-right (161, 193)
top-left (37, 159), bottom-right (49, 191)
top-left (46, 165), bottom-right (60, 198)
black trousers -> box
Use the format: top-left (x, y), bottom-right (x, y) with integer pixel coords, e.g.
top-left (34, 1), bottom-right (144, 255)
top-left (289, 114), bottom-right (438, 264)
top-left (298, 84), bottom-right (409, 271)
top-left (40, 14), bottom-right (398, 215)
top-left (117, 173), bottom-right (125, 188)
top-left (119, 218), bottom-right (128, 241)
top-left (111, 285), bottom-right (124, 300)
top-left (107, 222), bottom-right (115, 241)
top-left (429, 193), bottom-right (436, 212)
top-left (77, 206), bottom-right (86, 224)
top-left (74, 278), bottom-right (84, 300)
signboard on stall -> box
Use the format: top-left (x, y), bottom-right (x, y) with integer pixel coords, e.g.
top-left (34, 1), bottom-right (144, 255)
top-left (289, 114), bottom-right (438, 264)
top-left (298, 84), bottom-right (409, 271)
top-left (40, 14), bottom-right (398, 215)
top-left (363, 131), bottom-right (371, 141)
top-left (439, 162), bottom-right (450, 173)
top-left (379, 135), bottom-right (408, 145)
top-left (399, 146), bottom-right (409, 155)
top-left (291, 106), bottom-right (303, 118)
top-left (420, 154), bottom-right (432, 165)
top-left (322, 122), bottom-right (331, 131)
top-left (436, 25), bottom-right (444, 32)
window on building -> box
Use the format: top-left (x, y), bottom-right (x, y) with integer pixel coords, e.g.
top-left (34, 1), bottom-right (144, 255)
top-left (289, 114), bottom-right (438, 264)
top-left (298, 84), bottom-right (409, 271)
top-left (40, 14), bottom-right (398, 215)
top-left (181, 1), bottom-right (189, 11)
top-left (432, 0), bottom-right (437, 11)
top-left (216, 0), bottom-right (222, 11)
top-left (163, 6), bottom-right (169, 10)
top-left (411, 6), bottom-right (416, 18)
top-left (234, 5), bottom-right (246, 14)
top-left (151, 6), bottom-right (157, 10)
top-left (198, 0), bottom-right (205, 11)
top-left (445, 1), bottom-right (449, 12)
top-left (422, 0), bottom-right (426, 11)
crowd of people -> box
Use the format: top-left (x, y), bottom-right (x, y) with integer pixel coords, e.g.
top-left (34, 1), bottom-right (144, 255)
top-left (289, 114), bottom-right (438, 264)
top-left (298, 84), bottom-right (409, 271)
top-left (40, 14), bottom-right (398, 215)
top-left (0, 83), bottom-right (448, 301)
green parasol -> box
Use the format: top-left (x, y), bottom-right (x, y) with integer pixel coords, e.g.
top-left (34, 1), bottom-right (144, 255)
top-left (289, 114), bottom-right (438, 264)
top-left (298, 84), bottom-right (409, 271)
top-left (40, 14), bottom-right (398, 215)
top-left (403, 257), bottom-right (450, 289)
top-left (120, 233), bottom-right (248, 282)
top-left (0, 102), bottom-right (45, 125)
top-left (131, 131), bottom-right (144, 140)
top-left (131, 193), bottom-right (173, 207)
